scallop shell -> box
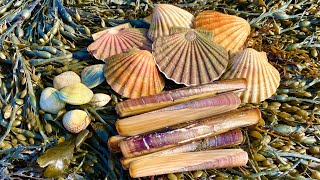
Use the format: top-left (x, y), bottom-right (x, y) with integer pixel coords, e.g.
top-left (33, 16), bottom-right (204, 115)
top-left (62, 109), bottom-right (90, 134)
top-left (81, 64), bottom-right (105, 89)
top-left (104, 48), bottom-right (165, 98)
top-left (40, 87), bottom-right (66, 114)
top-left (153, 27), bottom-right (229, 86)
top-left (87, 25), bottom-right (152, 61)
top-left (148, 4), bottom-right (194, 41)
top-left (53, 71), bottom-right (81, 90)
top-left (92, 23), bottom-right (132, 40)
top-left (194, 10), bottom-right (251, 52)
top-left (57, 83), bottom-right (94, 105)
top-left (222, 48), bottom-right (280, 103)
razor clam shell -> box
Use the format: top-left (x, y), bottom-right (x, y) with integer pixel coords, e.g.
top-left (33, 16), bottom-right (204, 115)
top-left (129, 149), bottom-right (248, 178)
top-left (152, 27), bottom-right (229, 86)
top-left (195, 10), bottom-right (251, 51)
top-left (121, 129), bottom-right (243, 169)
top-left (104, 48), bottom-right (165, 99)
top-left (116, 79), bottom-right (247, 117)
top-left (116, 92), bottom-right (241, 136)
top-left (120, 108), bottom-right (259, 158)
top-left (222, 48), bottom-right (280, 103)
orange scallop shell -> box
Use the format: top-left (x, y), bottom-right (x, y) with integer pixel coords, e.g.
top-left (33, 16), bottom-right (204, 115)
top-left (87, 25), bottom-right (152, 61)
top-left (222, 48), bottom-right (280, 103)
top-left (104, 48), bottom-right (165, 98)
top-left (148, 4), bottom-right (194, 41)
top-left (194, 10), bottom-right (250, 52)
top-left (153, 27), bottom-right (229, 86)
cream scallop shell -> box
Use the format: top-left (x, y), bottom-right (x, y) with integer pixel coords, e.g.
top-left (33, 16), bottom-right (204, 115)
top-left (222, 48), bottom-right (280, 103)
top-left (194, 10), bottom-right (251, 52)
top-left (148, 4), bottom-right (194, 41)
top-left (87, 25), bottom-right (152, 61)
top-left (62, 109), bottom-right (90, 134)
top-left (153, 27), bottom-right (229, 86)
top-left (104, 48), bottom-right (165, 98)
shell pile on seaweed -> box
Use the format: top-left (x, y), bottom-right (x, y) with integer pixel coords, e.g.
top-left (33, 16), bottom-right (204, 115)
top-left (110, 80), bottom-right (260, 178)
top-left (39, 3), bottom-right (280, 178)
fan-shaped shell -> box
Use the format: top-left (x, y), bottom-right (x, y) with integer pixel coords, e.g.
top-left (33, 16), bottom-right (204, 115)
top-left (148, 4), bottom-right (194, 41)
top-left (222, 48), bottom-right (280, 103)
top-left (194, 10), bottom-right (251, 52)
top-left (153, 27), bottom-right (229, 86)
top-left (92, 23), bottom-right (132, 40)
top-left (104, 48), bottom-right (165, 98)
top-left (87, 25), bottom-right (152, 61)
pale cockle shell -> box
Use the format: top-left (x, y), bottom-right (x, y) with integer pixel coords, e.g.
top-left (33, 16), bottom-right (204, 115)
top-left (148, 4), bottom-right (194, 41)
top-left (194, 10), bottom-right (251, 52)
top-left (40, 87), bottom-right (66, 114)
top-left (57, 83), bottom-right (94, 105)
top-left (104, 48), bottom-right (165, 98)
top-left (89, 93), bottom-right (111, 107)
top-left (81, 64), bottom-right (105, 89)
top-left (222, 48), bottom-right (280, 103)
top-left (53, 71), bottom-right (81, 90)
top-left (62, 109), bottom-right (90, 134)
top-left (153, 27), bottom-right (229, 86)
top-left (87, 24), bottom-right (152, 61)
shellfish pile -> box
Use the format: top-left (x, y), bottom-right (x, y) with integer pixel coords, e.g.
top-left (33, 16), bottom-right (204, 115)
top-left (87, 3), bottom-right (280, 104)
top-left (3, 0), bottom-right (319, 179)
top-left (109, 79), bottom-right (261, 178)
top-left (84, 3), bottom-right (281, 178)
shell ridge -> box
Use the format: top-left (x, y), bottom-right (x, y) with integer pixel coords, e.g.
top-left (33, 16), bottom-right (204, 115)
top-left (194, 39), bottom-right (218, 83)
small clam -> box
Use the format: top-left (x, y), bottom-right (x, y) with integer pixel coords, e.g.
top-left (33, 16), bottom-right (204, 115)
top-left (62, 109), bottom-right (90, 133)
top-left (81, 64), bottom-right (105, 89)
top-left (89, 93), bottom-right (111, 107)
top-left (53, 71), bottom-right (81, 90)
top-left (40, 87), bottom-right (66, 114)
top-left (57, 83), bottom-right (94, 105)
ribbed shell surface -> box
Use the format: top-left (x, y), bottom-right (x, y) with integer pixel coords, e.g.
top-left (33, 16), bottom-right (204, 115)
top-left (104, 48), bottom-right (165, 98)
top-left (88, 27), bottom-right (152, 61)
top-left (148, 4), bottom-right (194, 41)
top-left (194, 10), bottom-right (250, 52)
top-left (153, 27), bottom-right (229, 86)
top-left (92, 23), bottom-right (132, 40)
top-left (222, 48), bottom-right (280, 103)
